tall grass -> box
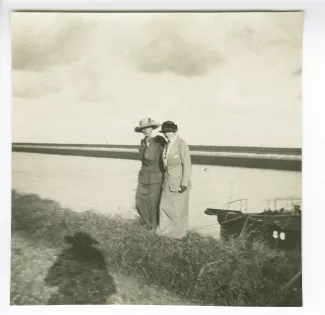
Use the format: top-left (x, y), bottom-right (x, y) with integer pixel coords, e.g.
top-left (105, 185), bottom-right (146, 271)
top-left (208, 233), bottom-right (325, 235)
top-left (11, 190), bottom-right (302, 306)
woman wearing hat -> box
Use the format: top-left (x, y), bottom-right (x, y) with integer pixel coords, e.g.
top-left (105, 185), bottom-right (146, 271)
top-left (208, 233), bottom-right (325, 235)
top-left (134, 118), bottom-right (166, 230)
top-left (156, 121), bottom-right (192, 239)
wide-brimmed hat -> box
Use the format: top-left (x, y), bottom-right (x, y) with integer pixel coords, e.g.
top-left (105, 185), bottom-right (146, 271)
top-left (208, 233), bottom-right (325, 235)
top-left (159, 120), bottom-right (178, 133)
top-left (64, 232), bottom-right (99, 246)
top-left (134, 118), bottom-right (161, 132)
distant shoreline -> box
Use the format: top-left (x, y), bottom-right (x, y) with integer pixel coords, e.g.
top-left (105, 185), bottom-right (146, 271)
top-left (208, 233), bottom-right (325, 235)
top-left (12, 143), bottom-right (302, 172)
top-left (12, 142), bottom-right (302, 155)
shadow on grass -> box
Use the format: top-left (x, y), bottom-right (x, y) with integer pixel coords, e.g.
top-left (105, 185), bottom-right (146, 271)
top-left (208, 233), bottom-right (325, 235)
top-left (44, 232), bottom-right (117, 305)
top-left (11, 189), bottom-right (302, 306)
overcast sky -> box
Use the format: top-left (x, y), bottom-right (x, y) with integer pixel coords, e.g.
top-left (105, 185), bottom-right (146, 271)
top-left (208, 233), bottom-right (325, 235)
top-left (11, 12), bottom-right (302, 147)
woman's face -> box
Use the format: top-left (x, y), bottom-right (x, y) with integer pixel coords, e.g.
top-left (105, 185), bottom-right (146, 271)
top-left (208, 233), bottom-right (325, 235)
top-left (163, 131), bottom-right (175, 141)
top-left (142, 127), bottom-right (153, 137)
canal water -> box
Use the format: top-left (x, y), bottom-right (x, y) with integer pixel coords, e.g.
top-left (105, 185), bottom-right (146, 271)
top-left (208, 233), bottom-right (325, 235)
top-left (12, 152), bottom-right (301, 238)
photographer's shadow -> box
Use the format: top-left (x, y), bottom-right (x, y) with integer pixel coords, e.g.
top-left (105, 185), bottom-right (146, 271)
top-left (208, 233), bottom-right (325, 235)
top-left (44, 232), bottom-right (117, 305)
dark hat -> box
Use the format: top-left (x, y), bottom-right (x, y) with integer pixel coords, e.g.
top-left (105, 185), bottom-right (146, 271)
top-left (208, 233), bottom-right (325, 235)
top-left (64, 232), bottom-right (99, 246)
top-left (159, 120), bottom-right (178, 133)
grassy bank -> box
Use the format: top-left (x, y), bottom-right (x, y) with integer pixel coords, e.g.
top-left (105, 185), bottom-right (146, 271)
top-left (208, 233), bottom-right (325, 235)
top-left (11, 233), bottom-right (195, 305)
top-left (11, 190), bottom-right (302, 306)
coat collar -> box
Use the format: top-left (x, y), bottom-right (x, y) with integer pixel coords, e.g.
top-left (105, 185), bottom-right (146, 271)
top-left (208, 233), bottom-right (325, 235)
top-left (167, 134), bottom-right (177, 145)
top-left (167, 135), bottom-right (182, 148)
top-left (174, 135), bottom-right (182, 146)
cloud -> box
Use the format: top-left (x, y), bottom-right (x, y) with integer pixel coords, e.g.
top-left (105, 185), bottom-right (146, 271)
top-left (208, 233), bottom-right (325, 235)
top-left (11, 13), bottom-right (108, 101)
top-left (11, 13), bottom-right (95, 70)
top-left (67, 58), bottom-right (110, 103)
top-left (135, 34), bottom-right (224, 77)
top-left (218, 12), bottom-right (302, 57)
top-left (12, 69), bottom-right (63, 98)
top-left (131, 12), bottom-right (303, 78)
top-left (11, 12), bottom-right (302, 147)
top-left (133, 16), bottom-right (225, 77)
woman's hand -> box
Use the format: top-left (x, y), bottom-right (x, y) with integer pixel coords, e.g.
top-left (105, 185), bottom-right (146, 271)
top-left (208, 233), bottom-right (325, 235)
top-left (178, 185), bottom-right (187, 193)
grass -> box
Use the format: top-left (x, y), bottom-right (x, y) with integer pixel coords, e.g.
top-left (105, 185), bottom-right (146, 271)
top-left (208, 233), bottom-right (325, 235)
top-left (11, 189), bottom-right (302, 306)
top-left (11, 233), bottom-right (195, 305)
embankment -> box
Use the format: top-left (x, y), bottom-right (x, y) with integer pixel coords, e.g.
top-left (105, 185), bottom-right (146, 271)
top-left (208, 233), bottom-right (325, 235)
top-left (11, 190), bottom-right (302, 306)
top-left (12, 143), bottom-right (302, 171)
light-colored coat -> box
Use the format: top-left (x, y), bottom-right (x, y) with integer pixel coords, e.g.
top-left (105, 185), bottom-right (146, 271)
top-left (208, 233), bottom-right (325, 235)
top-left (162, 136), bottom-right (192, 191)
top-left (156, 136), bottom-right (192, 239)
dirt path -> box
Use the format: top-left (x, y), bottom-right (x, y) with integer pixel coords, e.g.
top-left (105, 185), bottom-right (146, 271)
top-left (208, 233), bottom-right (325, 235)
top-left (10, 233), bottom-right (195, 305)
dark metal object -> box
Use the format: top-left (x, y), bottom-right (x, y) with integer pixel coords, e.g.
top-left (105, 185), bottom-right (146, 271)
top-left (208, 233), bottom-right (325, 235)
top-left (205, 206), bottom-right (301, 251)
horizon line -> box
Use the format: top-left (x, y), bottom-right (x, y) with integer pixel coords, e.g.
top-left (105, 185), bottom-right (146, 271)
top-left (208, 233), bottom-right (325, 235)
top-left (12, 142), bottom-right (302, 156)
top-left (12, 142), bottom-right (302, 149)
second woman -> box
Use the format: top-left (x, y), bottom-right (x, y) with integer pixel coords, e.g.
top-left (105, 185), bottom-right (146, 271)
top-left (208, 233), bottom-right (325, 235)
top-left (156, 120), bottom-right (192, 239)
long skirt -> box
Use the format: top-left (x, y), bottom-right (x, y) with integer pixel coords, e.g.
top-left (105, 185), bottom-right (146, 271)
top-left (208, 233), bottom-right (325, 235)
top-left (135, 182), bottom-right (162, 230)
top-left (156, 187), bottom-right (189, 239)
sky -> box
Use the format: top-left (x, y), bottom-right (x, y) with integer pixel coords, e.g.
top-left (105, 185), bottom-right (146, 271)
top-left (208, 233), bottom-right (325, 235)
top-left (11, 12), bottom-right (303, 147)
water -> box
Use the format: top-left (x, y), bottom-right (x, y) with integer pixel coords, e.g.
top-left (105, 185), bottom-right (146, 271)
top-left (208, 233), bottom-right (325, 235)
top-left (12, 153), bottom-right (301, 238)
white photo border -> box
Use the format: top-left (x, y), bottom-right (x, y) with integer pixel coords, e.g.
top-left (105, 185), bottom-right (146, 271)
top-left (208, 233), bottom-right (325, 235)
top-left (1, 0), bottom-right (325, 315)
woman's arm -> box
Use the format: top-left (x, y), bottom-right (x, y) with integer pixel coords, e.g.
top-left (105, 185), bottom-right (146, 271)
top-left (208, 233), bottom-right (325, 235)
top-left (179, 140), bottom-right (192, 188)
top-left (155, 135), bottom-right (167, 148)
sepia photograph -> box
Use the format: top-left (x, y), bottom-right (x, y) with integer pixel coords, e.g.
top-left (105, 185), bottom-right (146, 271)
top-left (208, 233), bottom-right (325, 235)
top-left (10, 11), bottom-right (302, 307)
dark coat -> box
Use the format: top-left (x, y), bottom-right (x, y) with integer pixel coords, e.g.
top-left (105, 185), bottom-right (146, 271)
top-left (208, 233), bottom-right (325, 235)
top-left (137, 135), bottom-right (166, 185)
